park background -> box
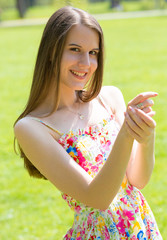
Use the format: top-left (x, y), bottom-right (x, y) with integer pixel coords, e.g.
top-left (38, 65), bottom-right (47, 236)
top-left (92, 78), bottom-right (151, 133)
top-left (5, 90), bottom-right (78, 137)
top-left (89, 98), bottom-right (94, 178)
top-left (0, 0), bottom-right (167, 239)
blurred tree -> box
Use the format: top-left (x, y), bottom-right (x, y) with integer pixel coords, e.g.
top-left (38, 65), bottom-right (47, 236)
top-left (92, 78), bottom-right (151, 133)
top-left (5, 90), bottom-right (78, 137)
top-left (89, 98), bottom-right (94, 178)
top-left (154, 0), bottom-right (160, 8)
top-left (28, 0), bottom-right (36, 6)
top-left (88, 0), bottom-right (105, 2)
top-left (16, 0), bottom-right (36, 18)
top-left (16, 0), bottom-right (27, 18)
top-left (110, 0), bottom-right (121, 8)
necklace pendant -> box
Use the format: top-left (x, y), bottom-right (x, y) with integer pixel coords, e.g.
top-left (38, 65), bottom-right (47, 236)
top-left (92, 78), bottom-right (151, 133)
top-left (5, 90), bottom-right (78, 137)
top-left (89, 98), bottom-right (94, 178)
top-left (79, 114), bottom-right (84, 120)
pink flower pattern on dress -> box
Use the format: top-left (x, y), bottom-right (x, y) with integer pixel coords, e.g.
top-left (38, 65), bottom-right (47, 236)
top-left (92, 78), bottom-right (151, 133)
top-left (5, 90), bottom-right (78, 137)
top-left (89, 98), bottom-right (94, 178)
top-left (58, 116), bottom-right (162, 240)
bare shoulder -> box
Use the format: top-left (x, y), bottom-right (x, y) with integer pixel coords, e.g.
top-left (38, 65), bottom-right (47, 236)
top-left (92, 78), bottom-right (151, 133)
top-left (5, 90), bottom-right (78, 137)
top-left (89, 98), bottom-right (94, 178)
top-left (101, 85), bottom-right (121, 95)
top-left (100, 86), bottom-right (126, 112)
top-left (14, 117), bottom-right (50, 143)
top-left (14, 117), bottom-right (33, 131)
top-left (14, 117), bottom-right (36, 135)
top-left (14, 117), bottom-right (32, 137)
top-left (100, 86), bottom-right (126, 126)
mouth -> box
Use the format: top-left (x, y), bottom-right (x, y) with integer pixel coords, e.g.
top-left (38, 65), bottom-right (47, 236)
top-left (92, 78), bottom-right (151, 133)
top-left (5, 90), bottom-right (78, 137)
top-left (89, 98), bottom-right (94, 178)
top-left (70, 70), bottom-right (87, 78)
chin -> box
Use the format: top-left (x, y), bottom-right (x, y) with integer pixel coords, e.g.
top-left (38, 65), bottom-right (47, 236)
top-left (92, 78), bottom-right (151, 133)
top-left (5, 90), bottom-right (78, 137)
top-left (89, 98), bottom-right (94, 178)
top-left (72, 84), bottom-right (86, 91)
top-left (75, 86), bottom-right (85, 91)
top-left (61, 81), bottom-right (87, 92)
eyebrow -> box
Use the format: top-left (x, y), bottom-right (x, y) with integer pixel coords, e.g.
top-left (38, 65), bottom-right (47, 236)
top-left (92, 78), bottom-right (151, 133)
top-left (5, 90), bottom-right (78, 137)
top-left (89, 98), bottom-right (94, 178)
top-left (69, 43), bottom-right (81, 47)
top-left (68, 43), bottom-right (99, 51)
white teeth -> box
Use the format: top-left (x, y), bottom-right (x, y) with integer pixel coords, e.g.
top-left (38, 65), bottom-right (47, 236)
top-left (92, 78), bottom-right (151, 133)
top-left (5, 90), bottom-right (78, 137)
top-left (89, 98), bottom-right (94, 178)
top-left (71, 70), bottom-right (86, 77)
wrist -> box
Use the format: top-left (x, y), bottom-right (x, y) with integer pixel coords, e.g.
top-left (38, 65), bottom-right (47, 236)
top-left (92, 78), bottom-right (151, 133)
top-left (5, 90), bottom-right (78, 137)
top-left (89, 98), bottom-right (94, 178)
top-left (120, 121), bottom-right (134, 143)
top-left (140, 130), bottom-right (155, 148)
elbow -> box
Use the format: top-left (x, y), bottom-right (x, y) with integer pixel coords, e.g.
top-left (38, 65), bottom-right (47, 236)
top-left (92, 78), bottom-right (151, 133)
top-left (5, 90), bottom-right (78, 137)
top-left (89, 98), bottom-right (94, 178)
top-left (136, 177), bottom-right (151, 189)
top-left (86, 194), bottom-right (112, 211)
top-left (134, 183), bottom-right (146, 190)
top-left (96, 202), bottom-right (111, 211)
top-left (128, 176), bottom-right (150, 190)
top-left (127, 168), bottom-right (153, 190)
top-left (88, 202), bottom-right (110, 211)
top-left (100, 204), bottom-right (111, 211)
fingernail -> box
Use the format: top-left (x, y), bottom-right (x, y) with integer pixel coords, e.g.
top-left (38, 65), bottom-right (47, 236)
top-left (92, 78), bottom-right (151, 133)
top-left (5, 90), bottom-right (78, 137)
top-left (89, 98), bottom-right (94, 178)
top-left (148, 99), bottom-right (154, 104)
top-left (148, 111), bottom-right (156, 117)
top-left (128, 106), bottom-right (135, 112)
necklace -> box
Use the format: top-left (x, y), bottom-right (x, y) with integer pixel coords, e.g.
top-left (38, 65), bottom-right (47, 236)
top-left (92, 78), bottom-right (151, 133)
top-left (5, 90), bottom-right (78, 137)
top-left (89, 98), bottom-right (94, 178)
top-left (67, 102), bottom-right (85, 120)
top-left (78, 113), bottom-right (85, 120)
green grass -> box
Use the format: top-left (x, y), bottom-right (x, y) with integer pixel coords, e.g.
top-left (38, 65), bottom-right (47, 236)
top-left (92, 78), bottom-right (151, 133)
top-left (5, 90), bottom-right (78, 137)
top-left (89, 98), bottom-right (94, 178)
top-left (0, 16), bottom-right (167, 239)
top-left (1, 0), bottom-right (167, 21)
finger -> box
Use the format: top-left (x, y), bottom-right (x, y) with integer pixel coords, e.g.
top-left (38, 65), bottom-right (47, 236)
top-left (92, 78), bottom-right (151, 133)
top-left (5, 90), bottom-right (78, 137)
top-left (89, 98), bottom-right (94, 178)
top-left (147, 111), bottom-right (156, 118)
top-left (136, 99), bottom-right (154, 110)
top-left (124, 120), bottom-right (143, 143)
top-left (135, 108), bottom-right (156, 128)
top-left (125, 110), bottom-right (144, 137)
top-left (142, 106), bottom-right (152, 114)
top-left (128, 92), bottom-right (158, 106)
top-left (127, 107), bottom-right (150, 135)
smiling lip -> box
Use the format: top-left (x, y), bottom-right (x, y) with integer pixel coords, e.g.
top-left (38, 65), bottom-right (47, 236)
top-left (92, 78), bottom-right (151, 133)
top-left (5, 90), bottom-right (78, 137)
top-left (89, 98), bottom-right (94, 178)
top-left (70, 70), bottom-right (87, 79)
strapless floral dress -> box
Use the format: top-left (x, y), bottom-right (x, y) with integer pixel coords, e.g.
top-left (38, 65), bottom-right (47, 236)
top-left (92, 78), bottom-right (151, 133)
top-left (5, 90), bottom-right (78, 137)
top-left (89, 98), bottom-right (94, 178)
top-left (58, 115), bottom-right (162, 240)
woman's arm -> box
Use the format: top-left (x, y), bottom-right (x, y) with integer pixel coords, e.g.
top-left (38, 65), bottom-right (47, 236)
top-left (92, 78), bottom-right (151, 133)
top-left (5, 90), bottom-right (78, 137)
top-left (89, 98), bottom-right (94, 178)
top-left (125, 101), bottom-right (157, 189)
top-left (124, 92), bottom-right (157, 189)
top-left (127, 137), bottom-right (155, 189)
top-left (14, 116), bottom-right (133, 210)
top-left (101, 87), bottom-right (157, 190)
top-left (14, 90), bottom-right (157, 210)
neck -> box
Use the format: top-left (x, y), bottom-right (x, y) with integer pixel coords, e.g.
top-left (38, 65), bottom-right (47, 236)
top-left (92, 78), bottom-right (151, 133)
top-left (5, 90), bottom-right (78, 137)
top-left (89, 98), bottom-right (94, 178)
top-left (58, 85), bottom-right (79, 110)
top-left (31, 85), bottom-right (81, 117)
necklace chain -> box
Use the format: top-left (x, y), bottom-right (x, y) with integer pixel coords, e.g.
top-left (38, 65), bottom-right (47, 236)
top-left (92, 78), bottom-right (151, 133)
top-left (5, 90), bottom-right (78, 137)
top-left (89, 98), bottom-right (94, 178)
top-left (78, 113), bottom-right (85, 120)
top-left (67, 102), bottom-right (85, 120)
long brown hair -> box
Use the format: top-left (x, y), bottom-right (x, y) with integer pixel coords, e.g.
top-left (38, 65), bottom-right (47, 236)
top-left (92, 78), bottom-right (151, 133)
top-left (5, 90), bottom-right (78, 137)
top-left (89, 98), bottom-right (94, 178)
top-left (14, 6), bottom-right (104, 179)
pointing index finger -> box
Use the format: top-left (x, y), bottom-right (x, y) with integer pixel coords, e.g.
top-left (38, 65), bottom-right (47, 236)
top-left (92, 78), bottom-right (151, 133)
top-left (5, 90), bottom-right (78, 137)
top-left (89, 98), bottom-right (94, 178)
top-left (129, 92), bottom-right (158, 106)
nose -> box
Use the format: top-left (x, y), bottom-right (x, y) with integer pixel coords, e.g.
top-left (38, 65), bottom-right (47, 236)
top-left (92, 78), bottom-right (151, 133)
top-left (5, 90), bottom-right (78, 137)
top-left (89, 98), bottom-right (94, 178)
top-left (78, 52), bottom-right (90, 68)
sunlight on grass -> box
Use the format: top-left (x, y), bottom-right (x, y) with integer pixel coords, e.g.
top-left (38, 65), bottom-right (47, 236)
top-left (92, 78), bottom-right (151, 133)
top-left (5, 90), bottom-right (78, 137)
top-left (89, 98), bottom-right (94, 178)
top-left (0, 16), bottom-right (167, 238)
top-left (1, 0), bottom-right (167, 21)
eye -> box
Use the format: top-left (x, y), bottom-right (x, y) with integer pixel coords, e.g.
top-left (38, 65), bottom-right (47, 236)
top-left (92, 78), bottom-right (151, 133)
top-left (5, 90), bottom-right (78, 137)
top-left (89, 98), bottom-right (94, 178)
top-left (70, 48), bottom-right (80, 52)
top-left (89, 50), bottom-right (98, 56)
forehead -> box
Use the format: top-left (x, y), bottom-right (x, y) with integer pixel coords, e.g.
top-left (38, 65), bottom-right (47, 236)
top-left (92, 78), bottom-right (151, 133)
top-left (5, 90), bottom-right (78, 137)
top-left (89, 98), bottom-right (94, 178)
top-left (65, 24), bottom-right (99, 48)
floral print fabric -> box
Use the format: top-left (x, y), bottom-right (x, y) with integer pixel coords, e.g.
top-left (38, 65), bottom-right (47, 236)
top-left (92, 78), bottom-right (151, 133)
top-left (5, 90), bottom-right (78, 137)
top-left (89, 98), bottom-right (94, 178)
top-left (58, 116), bottom-right (162, 240)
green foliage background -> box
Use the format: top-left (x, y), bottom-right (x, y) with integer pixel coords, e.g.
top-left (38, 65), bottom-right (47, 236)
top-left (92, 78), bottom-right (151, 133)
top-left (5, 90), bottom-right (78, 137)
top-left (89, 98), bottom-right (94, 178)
top-left (0, 14), bottom-right (167, 239)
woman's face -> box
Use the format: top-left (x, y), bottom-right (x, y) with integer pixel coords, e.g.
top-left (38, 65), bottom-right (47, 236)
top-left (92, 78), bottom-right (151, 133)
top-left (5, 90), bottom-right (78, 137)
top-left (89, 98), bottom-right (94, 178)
top-left (59, 24), bottom-right (99, 91)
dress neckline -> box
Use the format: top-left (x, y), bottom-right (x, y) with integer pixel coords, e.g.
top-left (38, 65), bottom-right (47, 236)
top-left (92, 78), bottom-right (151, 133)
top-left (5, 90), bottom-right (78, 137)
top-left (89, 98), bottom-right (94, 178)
top-left (58, 114), bottom-right (119, 143)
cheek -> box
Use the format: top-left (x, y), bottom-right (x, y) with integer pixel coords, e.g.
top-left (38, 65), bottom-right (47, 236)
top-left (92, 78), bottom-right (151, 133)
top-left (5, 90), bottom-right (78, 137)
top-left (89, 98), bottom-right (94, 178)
top-left (91, 58), bottom-right (98, 72)
top-left (60, 56), bottom-right (74, 74)
top-left (61, 52), bottom-right (78, 67)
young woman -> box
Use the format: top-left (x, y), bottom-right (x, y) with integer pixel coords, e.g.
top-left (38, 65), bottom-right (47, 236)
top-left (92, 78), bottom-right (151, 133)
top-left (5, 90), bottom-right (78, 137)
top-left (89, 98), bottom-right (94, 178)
top-left (14, 6), bottom-right (162, 239)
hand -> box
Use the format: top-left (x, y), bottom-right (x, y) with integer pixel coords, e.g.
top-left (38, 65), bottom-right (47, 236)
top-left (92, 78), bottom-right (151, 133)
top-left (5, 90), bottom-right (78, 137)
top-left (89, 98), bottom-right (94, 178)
top-left (124, 92), bottom-right (158, 143)
top-left (128, 92), bottom-right (157, 117)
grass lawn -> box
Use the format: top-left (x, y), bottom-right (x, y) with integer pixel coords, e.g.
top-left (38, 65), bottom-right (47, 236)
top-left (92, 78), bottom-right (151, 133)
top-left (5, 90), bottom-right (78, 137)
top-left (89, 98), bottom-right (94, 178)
top-left (1, 0), bottom-right (167, 21)
top-left (0, 16), bottom-right (167, 239)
